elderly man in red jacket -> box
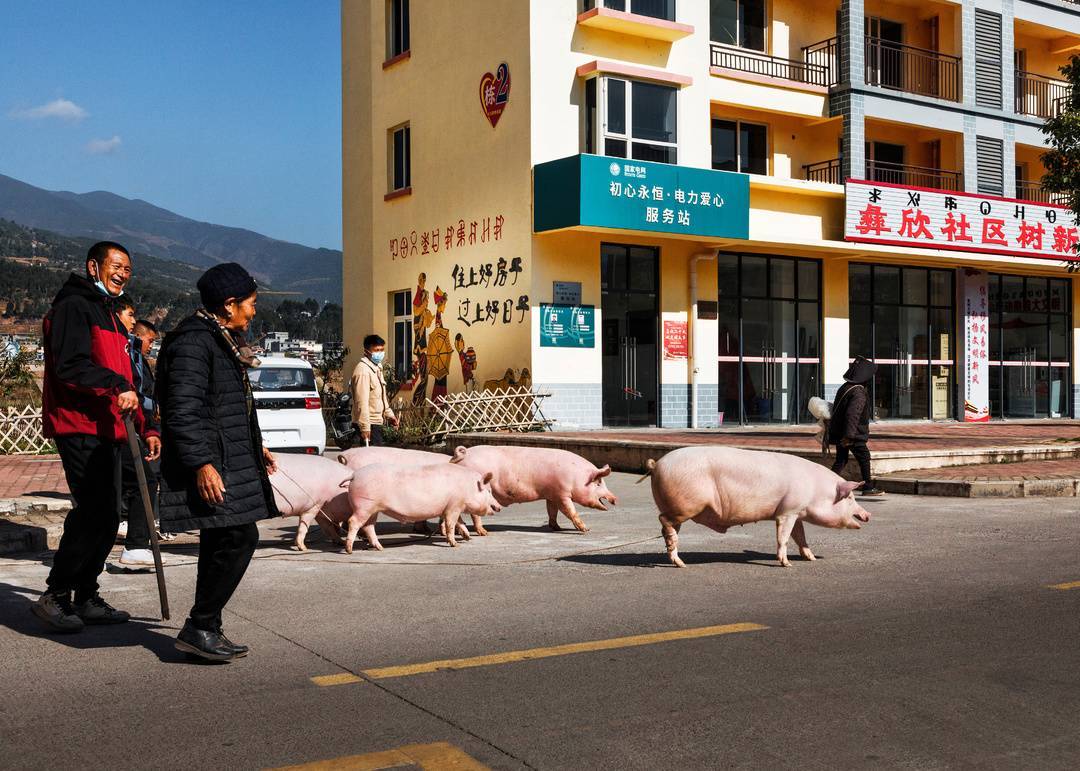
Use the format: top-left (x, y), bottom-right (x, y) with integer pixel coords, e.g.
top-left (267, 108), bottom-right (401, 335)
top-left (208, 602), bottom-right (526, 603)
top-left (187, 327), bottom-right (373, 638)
top-left (32, 241), bottom-right (160, 633)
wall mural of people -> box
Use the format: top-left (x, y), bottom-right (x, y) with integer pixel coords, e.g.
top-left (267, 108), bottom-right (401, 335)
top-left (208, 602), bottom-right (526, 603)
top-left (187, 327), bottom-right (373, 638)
top-left (411, 273), bottom-right (433, 407)
top-left (455, 333), bottom-right (477, 392)
top-left (427, 286), bottom-right (453, 404)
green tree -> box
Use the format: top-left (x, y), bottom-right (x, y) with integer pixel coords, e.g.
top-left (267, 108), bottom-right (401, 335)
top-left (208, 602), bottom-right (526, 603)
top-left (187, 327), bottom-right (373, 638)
top-left (1041, 53), bottom-right (1080, 271)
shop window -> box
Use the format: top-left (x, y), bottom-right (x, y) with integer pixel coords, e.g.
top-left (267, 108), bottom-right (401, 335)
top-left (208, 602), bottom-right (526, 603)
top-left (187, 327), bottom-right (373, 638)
top-left (711, 119), bottom-right (767, 175)
top-left (848, 264), bottom-right (956, 421)
top-left (387, 0), bottom-right (410, 60)
top-left (391, 289), bottom-right (412, 381)
top-left (710, 0), bottom-right (765, 52)
top-left (583, 0), bottom-right (677, 22)
top-left (585, 77), bottom-right (678, 164)
top-left (389, 124), bottom-right (411, 193)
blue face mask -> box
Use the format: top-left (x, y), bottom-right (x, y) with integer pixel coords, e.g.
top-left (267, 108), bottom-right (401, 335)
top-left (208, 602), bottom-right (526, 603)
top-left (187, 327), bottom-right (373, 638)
top-left (370, 351), bottom-right (385, 365)
top-left (93, 280), bottom-right (111, 295)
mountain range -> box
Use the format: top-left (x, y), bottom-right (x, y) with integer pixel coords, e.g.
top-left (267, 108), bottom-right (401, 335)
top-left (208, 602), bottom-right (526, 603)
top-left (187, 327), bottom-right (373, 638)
top-left (0, 172), bottom-right (341, 303)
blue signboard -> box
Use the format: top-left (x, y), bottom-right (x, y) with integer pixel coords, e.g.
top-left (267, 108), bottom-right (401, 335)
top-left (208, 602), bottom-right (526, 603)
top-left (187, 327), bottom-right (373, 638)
top-left (534, 154), bottom-right (749, 239)
top-left (540, 304), bottom-right (595, 348)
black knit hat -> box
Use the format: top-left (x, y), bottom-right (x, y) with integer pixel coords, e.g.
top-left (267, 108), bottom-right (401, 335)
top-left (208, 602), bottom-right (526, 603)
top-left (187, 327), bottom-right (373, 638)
top-left (197, 262), bottom-right (257, 310)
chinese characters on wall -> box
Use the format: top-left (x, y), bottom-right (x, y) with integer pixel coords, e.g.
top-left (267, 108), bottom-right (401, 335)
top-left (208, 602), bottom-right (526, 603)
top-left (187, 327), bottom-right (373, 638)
top-left (389, 213), bottom-right (506, 260)
top-left (845, 180), bottom-right (1079, 261)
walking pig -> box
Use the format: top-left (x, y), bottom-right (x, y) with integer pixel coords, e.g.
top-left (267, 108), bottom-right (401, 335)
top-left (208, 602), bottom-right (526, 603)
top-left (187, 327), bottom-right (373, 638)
top-left (269, 453), bottom-right (353, 551)
top-left (450, 445), bottom-right (617, 532)
top-left (337, 446), bottom-right (450, 470)
top-left (343, 463), bottom-right (501, 553)
top-left (338, 446), bottom-right (490, 535)
top-left (641, 446), bottom-right (870, 568)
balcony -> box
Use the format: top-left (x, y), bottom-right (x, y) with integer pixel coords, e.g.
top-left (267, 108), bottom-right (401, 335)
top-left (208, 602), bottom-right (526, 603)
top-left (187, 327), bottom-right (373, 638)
top-left (803, 158), bottom-right (842, 184)
top-left (866, 160), bottom-right (963, 191)
top-left (1015, 71), bottom-right (1071, 119)
top-left (710, 43), bottom-right (830, 88)
top-left (1016, 179), bottom-right (1069, 206)
top-left (800, 36), bottom-right (962, 102)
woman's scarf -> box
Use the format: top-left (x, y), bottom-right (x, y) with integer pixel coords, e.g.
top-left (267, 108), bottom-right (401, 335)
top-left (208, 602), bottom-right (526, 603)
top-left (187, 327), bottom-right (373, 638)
top-left (196, 308), bottom-right (260, 416)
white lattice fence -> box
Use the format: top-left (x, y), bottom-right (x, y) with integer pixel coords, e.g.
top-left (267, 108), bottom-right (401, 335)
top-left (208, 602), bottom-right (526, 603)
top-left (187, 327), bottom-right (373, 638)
top-left (0, 405), bottom-right (54, 455)
top-left (427, 386), bottom-right (552, 438)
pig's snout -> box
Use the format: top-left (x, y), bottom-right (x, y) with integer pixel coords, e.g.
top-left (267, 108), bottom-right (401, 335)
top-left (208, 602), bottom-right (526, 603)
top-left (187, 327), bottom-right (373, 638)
top-left (855, 508), bottom-right (870, 523)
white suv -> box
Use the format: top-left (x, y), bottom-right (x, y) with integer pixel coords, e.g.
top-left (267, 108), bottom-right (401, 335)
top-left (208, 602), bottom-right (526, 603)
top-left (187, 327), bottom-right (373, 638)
top-left (250, 356), bottom-right (326, 455)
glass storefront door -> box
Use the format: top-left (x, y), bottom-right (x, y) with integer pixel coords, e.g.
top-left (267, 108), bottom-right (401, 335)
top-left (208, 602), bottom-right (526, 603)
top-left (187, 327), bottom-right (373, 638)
top-left (849, 264), bottom-right (955, 420)
top-left (988, 274), bottom-right (1071, 419)
top-left (601, 244), bottom-right (659, 426)
top-left (717, 254), bottom-right (821, 424)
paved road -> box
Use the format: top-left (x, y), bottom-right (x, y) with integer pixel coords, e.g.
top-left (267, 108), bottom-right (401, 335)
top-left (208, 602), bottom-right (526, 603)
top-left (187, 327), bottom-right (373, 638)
top-left (1, 474), bottom-right (1078, 769)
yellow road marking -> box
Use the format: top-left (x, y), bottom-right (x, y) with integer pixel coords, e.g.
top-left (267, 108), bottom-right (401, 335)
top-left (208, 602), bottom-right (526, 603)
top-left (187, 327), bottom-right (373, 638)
top-left (270, 741), bottom-right (488, 770)
top-left (1048, 580), bottom-right (1080, 590)
top-left (310, 673), bottom-right (363, 687)
top-left (362, 622), bottom-right (767, 680)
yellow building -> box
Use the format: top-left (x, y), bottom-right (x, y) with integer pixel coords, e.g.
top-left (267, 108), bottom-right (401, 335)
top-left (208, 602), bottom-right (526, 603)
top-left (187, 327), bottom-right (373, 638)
top-left (342, 0), bottom-right (1080, 428)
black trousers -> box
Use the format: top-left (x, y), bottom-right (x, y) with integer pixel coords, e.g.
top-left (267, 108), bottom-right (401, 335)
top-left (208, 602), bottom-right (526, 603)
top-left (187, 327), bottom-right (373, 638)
top-left (831, 441), bottom-right (873, 485)
top-left (189, 522), bottom-right (259, 632)
top-left (120, 444), bottom-right (159, 550)
top-left (353, 423), bottom-right (384, 446)
top-left (47, 435), bottom-right (123, 602)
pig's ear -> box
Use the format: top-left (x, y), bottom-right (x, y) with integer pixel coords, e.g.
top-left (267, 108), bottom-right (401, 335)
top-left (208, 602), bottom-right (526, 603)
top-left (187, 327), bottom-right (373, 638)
top-left (450, 446), bottom-right (467, 464)
top-left (590, 465), bottom-right (612, 482)
top-left (482, 471), bottom-right (494, 485)
top-left (835, 480), bottom-right (863, 502)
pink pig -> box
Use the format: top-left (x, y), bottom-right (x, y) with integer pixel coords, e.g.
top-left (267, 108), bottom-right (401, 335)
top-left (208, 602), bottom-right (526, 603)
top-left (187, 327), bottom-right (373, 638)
top-left (450, 445), bottom-right (617, 533)
top-left (642, 446), bottom-right (871, 568)
top-left (337, 446), bottom-right (491, 535)
top-left (344, 463), bottom-right (501, 553)
top-left (268, 453), bottom-right (353, 551)
top-left (337, 446), bottom-right (450, 471)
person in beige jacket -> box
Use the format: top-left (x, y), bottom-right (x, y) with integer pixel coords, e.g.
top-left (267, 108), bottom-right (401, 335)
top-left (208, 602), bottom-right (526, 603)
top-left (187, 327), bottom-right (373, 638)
top-left (350, 334), bottom-right (398, 445)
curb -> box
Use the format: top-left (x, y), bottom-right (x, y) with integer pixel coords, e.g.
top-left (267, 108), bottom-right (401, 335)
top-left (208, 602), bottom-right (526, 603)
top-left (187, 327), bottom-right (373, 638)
top-left (877, 477), bottom-right (1080, 498)
top-left (0, 497), bottom-right (71, 556)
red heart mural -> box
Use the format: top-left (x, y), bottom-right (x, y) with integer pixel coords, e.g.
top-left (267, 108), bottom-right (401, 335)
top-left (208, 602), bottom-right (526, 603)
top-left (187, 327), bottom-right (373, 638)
top-left (479, 62), bottom-right (511, 128)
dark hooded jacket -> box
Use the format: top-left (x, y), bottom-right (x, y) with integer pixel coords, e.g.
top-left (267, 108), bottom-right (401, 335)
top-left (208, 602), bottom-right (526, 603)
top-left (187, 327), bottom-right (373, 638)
top-left (155, 313), bottom-right (278, 532)
top-left (828, 357), bottom-right (877, 444)
top-left (41, 273), bottom-right (152, 442)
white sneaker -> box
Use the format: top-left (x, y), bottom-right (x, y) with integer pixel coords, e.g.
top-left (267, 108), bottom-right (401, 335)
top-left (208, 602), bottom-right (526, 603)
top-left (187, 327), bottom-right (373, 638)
top-left (118, 548), bottom-right (160, 569)
top-left (116, 521), bottom-right (129, 539)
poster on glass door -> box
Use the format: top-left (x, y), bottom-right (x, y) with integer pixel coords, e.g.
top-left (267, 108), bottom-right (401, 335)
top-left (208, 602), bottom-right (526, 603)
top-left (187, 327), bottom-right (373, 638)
top-left (962, 269), bottom-right (990, 422)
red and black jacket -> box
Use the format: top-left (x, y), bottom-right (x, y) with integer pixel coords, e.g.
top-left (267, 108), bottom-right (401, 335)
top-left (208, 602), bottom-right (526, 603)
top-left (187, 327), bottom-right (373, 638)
top-left (42, 273), bottom-right (156, 442)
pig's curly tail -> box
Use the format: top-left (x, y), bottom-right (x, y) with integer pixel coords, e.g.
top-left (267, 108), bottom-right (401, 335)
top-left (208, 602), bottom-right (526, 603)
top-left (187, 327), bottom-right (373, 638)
top-left (635, 458), bottom-right (657, 484)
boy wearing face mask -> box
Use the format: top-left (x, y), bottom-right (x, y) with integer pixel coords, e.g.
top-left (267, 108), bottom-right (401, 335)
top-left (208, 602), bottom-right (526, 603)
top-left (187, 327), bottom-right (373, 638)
top-left (349, 334), bottom-right (398, 445)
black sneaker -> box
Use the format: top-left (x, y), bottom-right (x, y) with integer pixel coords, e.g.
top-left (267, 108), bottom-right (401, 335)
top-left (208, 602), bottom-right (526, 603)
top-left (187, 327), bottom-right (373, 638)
top-left (31, 592), bottom-right (85, 633)
top-left (174, 621), bottom-right (240, 662)
top-left (860, 487), bottom-right (886, 497)
top-left (75, 595), bottom-right (131, 625)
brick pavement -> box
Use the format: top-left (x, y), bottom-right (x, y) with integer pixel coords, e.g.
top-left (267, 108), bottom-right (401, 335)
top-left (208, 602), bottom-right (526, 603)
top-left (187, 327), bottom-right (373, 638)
top-left (880, 457), bottom-right (1080, 481)
top-left (0, 454), bottom-right (68, 499)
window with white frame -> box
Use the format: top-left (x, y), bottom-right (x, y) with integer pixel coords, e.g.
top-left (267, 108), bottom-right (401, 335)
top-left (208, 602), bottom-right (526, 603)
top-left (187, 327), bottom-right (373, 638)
top-left (391, 289), bottom-right (412, 381)
top-left (387, 0), bottom-right (410, 59)
top-left (710, 0), bottom-right (765, 51)
top-left (584, 76), bottom-right (678, 164)
top-left (711, 118), bottom-right (767, 175)
top-left (583, 0), bottom-right (676, 22)
top-left (389, 124), bottom-right (411, 192)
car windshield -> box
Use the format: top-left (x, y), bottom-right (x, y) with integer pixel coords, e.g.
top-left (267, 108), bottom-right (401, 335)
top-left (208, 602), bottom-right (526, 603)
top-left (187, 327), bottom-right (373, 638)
top-left (249, 366), bottom-right (316, 392)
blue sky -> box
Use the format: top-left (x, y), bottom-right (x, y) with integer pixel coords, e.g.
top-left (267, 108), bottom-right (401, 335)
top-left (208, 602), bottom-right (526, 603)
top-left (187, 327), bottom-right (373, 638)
top-left (0, 1), bottom-right (342, 250)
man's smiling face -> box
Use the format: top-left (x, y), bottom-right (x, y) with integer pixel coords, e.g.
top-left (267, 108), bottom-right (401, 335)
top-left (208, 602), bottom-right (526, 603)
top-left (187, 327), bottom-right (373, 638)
top-left (89, 249), bottom-right (132, 297)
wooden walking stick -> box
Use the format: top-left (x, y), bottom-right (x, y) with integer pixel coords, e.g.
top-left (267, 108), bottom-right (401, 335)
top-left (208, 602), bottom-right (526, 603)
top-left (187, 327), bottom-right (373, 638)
top-left (123, 414), bottom-right (170, 620)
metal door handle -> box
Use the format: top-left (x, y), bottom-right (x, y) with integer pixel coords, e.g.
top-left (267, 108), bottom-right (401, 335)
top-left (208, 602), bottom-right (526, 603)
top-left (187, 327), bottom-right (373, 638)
top-left (631, 338), bottom-right (638, 393)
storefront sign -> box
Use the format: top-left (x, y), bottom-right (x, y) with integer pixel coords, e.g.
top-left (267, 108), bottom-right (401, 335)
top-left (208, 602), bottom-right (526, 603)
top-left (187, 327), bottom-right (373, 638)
top-left (479, 62), bottom-right (510, 128)
top-left (540, 304), bottom-right (595, 348)
top-left (553, 281), bottom-right (581, 305)
top-left (962, 269), bottom-right (990, 422)
top-left (663, 320), bottom-right (688, 360)
top-left (845, 180), bottom-right (1079, 261)
top-left (534, 154), bottom-right (750, 239)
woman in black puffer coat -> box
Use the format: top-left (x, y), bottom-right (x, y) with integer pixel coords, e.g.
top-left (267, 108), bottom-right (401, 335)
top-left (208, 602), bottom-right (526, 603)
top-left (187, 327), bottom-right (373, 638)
top-left (156, 263), bottom-right (278, 662)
